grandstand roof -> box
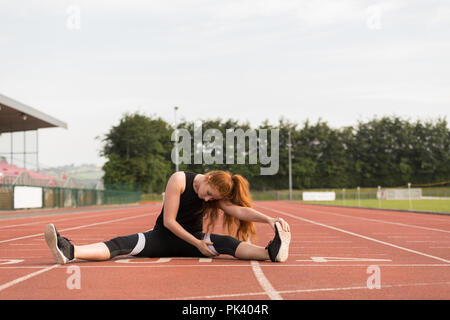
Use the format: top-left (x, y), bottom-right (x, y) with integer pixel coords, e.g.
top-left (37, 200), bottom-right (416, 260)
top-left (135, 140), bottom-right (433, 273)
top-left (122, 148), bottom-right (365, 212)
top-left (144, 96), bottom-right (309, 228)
top-left (0, 93), bottom-right (68, 133)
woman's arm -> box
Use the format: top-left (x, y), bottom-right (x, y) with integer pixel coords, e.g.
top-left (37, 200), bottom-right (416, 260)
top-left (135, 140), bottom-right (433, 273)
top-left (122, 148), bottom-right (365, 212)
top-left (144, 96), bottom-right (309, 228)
top-left (217, 201), bottom-right (290, 232)
top-left (163, 172), bottom-right (217, 257)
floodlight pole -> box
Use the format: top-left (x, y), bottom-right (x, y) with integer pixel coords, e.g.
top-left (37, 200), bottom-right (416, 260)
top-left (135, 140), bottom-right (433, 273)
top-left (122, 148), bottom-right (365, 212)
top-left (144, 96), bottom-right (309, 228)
top-left (408, 182), bottom-right (412, 210)
top-left (36, 130), bottom-right (39, 172)
top-left (288, 130), bottom-right (292, 201)
top-left (23, 131), bottom-right (26, 168)
top-left (174, 106), bottom-right (179, 172)
top-left (10, 133), bottom-right (13, 165)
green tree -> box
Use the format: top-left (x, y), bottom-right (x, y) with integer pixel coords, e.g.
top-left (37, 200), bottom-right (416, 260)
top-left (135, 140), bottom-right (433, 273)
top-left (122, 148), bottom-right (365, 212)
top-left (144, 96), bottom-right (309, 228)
top-left (410, 117), bottom-right (450, 183)
top-left (99, 111), bottom-right (449, 193)
top-left (352, 116), bottom-right (450, 187)
top-left (101, 112), bottom-right (173, 193)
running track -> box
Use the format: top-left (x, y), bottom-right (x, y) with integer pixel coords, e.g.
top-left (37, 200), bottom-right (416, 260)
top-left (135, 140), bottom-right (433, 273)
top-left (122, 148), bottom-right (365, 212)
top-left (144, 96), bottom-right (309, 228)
top-left (0, 201), bottom-right (449, 300)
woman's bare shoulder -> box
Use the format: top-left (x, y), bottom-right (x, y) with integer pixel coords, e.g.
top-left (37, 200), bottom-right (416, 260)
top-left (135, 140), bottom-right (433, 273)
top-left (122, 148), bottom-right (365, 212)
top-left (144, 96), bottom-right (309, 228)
top-left (167, 171), bottom-right (186, 193)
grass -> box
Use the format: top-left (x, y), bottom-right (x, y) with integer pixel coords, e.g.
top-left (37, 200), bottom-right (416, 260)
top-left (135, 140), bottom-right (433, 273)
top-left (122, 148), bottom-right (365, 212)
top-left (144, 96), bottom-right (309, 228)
top-left (141, 193), bottom-right (163, 202)
top-left (300, 199), bottom-right (450, 214)
top-left (141, 189), bottom-right (450, 214)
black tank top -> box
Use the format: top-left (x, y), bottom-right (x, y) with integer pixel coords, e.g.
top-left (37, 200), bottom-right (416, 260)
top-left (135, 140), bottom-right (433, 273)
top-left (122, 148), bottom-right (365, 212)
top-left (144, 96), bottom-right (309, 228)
top-left (154, 171), bottom-right (205, 233)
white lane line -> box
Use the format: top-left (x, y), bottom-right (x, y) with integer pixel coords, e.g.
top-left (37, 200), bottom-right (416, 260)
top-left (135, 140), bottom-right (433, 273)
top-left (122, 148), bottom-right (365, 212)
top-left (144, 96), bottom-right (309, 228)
top-left (175, 281), bottom-right (450, 300)
top-left (250, 260), bottom-right (282, 300)
top-left (0, 264), bottom-right (59, 292)
top-left (0, 209), bottom-right (148, 230)
top-left (291, 241), bottom-right (352, 243)
top-left (282, 203), bottom-right (450, 234)
top-left (0, 212), bottom-right (157, 244)
top-left (256, 205), bottom-right (450, 264)
top-left (175, 290), bottom-right (267, 300)
top-left (275, 281), bottom-right (450, 295)
top-left (2, 263), bottom-right (449, 269)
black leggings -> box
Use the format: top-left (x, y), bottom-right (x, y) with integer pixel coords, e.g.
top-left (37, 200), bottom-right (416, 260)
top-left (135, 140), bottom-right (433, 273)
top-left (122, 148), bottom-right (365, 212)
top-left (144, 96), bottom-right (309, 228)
top-left (104, 228), bottom-right (242, 259)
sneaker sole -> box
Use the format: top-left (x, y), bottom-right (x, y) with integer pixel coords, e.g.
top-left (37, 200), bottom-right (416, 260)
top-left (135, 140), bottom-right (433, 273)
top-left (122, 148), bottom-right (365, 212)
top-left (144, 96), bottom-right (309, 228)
top-left (44, 224), bottom-right (69, 265)
top-left (274, 222), bottom-right (291, 262)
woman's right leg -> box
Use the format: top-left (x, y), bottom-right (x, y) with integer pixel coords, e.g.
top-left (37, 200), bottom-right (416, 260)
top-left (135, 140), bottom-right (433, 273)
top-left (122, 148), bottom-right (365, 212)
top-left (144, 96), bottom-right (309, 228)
top-left (72, 232), bottom-right (143, 261)
top-left (46, 223), bottom-right (156, 264)
top-left (74, 231), bottom-right (146, 261)
top-left (76, 230), bottom-right (160, 261)
top-left (74, 242), bottom-right (111, 261)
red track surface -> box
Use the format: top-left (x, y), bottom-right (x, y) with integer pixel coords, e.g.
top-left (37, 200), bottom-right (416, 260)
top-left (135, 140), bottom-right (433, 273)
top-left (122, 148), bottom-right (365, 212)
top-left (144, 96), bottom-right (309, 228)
top-left (1, 201), bottom-right (449, 300)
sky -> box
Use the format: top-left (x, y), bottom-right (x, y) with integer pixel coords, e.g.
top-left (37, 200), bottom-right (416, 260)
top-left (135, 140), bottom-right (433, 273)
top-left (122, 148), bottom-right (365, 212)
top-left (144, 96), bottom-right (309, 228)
top-left (0, 0), bottom-right (449, 169)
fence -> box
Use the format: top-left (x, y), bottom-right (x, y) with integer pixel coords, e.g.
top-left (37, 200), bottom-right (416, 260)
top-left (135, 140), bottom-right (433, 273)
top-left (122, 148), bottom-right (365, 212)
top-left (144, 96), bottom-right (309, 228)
top-left (251, 186), bottom-right (450, 201)
top-left (0, 184), bottom-right (142, 211)
top-left (251, 186), bottom-right (450, 214)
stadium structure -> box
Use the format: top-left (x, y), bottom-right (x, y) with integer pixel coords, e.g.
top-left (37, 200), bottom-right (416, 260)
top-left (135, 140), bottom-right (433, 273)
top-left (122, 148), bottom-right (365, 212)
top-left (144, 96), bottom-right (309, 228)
top-left (0, 93), bottom-right (68, 187)
top-left (0, 93), bottom-right (141, 210)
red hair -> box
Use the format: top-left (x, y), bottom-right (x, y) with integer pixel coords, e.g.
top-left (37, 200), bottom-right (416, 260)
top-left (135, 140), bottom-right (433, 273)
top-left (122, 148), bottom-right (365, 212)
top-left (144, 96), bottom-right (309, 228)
top-left (202, 170), bottom-right (257, 242)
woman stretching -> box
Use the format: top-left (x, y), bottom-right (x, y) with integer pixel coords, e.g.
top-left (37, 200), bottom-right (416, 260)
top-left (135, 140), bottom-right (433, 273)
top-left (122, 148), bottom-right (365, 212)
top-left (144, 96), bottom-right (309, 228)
top-left (44, 170), bottom-right (291, 264)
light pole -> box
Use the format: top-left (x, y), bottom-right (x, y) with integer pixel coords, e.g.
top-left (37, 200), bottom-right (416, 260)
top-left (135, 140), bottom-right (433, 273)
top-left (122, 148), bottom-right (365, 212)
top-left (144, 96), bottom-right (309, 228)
top-left (287, 130), bottom-right (292, 201)
top-left (174, 106), bottom-right (179, 172)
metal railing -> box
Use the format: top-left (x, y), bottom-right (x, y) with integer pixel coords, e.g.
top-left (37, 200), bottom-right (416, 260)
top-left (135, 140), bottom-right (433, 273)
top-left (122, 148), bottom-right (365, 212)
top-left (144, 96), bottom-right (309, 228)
top-left (0, 184), bottom-right (142, 211)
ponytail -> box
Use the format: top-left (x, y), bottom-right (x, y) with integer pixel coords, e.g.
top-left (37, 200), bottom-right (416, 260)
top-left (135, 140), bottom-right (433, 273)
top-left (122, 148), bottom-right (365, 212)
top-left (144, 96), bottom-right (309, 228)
top-left (230, 175), bottom-right (252, 207)
top-left (203, 171), bottom-right (257, 242)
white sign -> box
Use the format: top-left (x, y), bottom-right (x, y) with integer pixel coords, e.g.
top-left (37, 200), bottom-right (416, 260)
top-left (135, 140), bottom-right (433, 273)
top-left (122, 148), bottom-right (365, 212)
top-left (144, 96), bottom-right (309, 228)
top-left (303, 192), bottom-right (336, 201)
top-left (14, 186), bottom-right (43, 209)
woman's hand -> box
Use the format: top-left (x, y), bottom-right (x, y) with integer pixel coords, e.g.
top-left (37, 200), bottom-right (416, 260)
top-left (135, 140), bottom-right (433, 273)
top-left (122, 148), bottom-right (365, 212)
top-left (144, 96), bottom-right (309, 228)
top-left (268, 217), bottom-right (290, 232)
top-left (195, 239), bottom-right (218, 257)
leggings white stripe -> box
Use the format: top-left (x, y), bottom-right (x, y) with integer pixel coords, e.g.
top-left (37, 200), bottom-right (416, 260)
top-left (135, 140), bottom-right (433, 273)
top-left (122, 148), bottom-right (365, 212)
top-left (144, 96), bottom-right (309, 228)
top-left (130, 233), bottom-right (145, 256)
top-left (204, 233), bottom-right (219, 255)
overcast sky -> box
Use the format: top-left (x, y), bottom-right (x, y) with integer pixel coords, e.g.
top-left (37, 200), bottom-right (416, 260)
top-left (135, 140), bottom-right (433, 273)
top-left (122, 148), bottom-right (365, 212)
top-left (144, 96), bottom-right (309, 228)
top-left (0, 0), bottom-right (449, 169)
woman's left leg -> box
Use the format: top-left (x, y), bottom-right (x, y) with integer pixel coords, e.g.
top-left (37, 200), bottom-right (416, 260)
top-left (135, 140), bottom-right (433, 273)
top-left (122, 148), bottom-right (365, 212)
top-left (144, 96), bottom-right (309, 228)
top-left (206, 221), bottom-right (291, 262)
top-left (205, 233), bottom-right (269, 261)
top-left (234, 242), bottom-right (269, 261)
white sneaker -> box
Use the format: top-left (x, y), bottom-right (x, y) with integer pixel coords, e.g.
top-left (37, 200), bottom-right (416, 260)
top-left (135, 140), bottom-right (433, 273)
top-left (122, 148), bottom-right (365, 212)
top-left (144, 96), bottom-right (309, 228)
top-left (266, 222), bottom-right (291, 262)
top-left (44, 224), bottom-right (74, 265)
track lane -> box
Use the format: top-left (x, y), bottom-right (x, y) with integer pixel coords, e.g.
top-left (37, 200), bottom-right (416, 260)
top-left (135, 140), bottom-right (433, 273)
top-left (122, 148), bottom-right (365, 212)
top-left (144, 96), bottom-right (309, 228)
top-left (254, 201), bottom-right (450, 299)
top-left (1, 201), bottom-right (450, 299)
